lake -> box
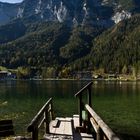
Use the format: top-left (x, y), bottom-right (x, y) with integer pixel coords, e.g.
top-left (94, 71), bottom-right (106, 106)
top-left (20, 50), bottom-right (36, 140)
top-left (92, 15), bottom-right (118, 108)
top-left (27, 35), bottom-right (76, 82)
top-left (0, 80), bottom-right (140, 139)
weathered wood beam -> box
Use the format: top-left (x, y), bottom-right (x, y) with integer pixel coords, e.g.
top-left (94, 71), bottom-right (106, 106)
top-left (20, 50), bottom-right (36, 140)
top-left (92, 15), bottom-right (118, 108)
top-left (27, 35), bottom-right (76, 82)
top-left (75, 82), bottom-right (93, 97)
top-left (85, 104), bottom-right (120, 140)
top-left (27, 98), bottom-right (53, 140)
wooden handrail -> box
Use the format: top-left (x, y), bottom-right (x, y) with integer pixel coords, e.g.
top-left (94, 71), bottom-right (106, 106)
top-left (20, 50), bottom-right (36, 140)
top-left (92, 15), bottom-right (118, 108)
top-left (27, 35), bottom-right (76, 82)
top-left (75, 81), bottom-right (93, 126)
top-left (85, 104), bottom-right (120, 140)
top-left (75, 81), bottom-right (93, 97)
top-left (75, 82), bottom-right (120, 140)
top-left (27, 98), bottom-right (54, 140)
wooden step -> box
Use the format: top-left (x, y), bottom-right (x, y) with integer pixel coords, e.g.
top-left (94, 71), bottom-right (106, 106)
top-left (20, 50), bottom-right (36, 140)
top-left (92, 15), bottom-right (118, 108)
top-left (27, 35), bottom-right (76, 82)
top-left (44, 115), bottom-right (94, 140)
top-left (44, 117), bottom-right (73, 140)
top-left (51, 119), bottom-right (60, 128)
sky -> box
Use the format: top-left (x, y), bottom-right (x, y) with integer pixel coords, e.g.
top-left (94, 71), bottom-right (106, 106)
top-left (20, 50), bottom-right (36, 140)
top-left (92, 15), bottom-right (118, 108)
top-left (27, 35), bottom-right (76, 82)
top-left (0, 0), bottom-right (23, 3)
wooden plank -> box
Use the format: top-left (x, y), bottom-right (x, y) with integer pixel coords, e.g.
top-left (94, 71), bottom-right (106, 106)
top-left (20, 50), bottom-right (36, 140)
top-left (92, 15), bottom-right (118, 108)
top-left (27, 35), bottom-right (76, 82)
top-left (49, 120), bottom-right (57, 134)
top-left (0, 130), bottom-right (14, 137)
top-left (0, 120), bottom-right (14, 137)
top-left (50, 117), bottom-right (72, 134)
top-left (80, 133), bottom-right (94, 140)
top-left (90, 118), bottom-right (98, 133)
top-left (0, 120), bottom-right (13, 125)
top-left (44, 134), bottom-right (59, 140)
top-left (52, 117), bottom-right (65, 135)
top-left (73, 115), bottom-right (84, 132)
top-left (45, 117), bottom-right (73, 140)
top-left (73, 132), bottom-right (94, 140)
top-left (73, 115), bottom-right (94, 140)
top-left (75, 82), bottom-right (93, 97)
top-left (63, 117), bottom-right (73, 136)
top-left (0, 125), bottom-right (13, 131)
top-left (73, 115), bottom-right (79, 129)
top-left (45, 115), bottom-right (95, 140)
top-left (44, 134), bottom-right (72, 140)
top-left (52, 119), bottom-right (60, 128)
top-left (54, 117), bottom-right (72, 136)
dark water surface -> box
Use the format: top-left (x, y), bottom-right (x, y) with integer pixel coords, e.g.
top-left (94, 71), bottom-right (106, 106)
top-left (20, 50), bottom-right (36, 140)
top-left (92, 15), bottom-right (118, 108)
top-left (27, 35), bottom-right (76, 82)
top-left (0, 80), bottom-right (140, 139)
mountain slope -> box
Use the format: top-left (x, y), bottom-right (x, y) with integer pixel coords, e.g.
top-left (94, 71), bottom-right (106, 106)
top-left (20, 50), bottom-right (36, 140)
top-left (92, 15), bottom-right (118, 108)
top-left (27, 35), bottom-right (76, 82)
top-left (0, 19), bottom-right (26, 44)
top-left (0, 0), bottom-right (139, 45)
top-left (70, 14), bottom-right (140, 73)
top-left (0, 22), bottom-right (71, 68)
top-left (60, 25), bottom-right (104, 62)
top-left (0, 0), bottom-right (139, 26)
top-left (0, 2), bottom-right (19, 25)
top-left (0, 22), bottom-right (104, 69)
top-left (0, 1), bottom-right (139, 76)
top-left (0, 15), bottom-right (139, 75)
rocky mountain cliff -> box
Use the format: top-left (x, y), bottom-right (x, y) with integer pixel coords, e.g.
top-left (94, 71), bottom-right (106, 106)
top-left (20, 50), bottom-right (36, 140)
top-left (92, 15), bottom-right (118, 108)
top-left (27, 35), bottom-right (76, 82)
top-left (1, 0), bottom-right (139, 26)
top-left (0, 0), bottom-right (139, 75)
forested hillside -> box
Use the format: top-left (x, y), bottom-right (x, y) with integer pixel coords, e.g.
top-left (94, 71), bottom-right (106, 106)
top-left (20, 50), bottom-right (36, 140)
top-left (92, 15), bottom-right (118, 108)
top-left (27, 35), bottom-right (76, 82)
top-left (90, 15), bottom-right (140, 73)
top-left (0, 14), bottom-right (140, 78)
top-left (69, 14), bottom-right (140, 74)
top-left (0, 21), bottom-right (104, 78)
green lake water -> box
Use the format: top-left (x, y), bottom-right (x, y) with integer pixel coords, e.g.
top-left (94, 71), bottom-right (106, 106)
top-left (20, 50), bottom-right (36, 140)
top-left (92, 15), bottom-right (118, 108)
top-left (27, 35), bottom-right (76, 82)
top-left (0, 80), bottom-right (140, 139)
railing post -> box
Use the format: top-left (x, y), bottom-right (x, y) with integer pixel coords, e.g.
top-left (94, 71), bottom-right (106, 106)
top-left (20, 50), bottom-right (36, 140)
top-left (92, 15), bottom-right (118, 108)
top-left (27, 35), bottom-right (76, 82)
top-left (27, 98), bottom-right (53, 139)
top-left (49, 104), bottom-right (53, 121)
top-left (87, 85), bottom-right (92, 132)
top-left (32, 127), bottom-right (38, 140)
top-left (79, 94), bottom-right (82, 126)
top-left (51, 101), bottom-right (55, 120)
top-left (45, 110), bottom-right (49, 134)
top-left (75, 82), bottom-right (93, 128)
top-left (97, 127), bottom-right (104, 140)
top-left (50, 100), bottom-right (55, 120)
top-left (88, 86), bottom-right (92, 107)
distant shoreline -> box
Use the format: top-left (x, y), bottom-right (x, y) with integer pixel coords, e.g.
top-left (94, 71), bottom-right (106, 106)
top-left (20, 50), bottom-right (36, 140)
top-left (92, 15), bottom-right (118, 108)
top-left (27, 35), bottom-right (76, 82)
top-left (1, 78), bottom-right (139, 82)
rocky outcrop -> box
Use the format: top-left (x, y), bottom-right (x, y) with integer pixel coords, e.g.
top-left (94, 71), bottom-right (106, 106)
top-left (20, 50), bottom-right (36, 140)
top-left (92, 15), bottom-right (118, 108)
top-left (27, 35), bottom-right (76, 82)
top-left (0, 0), bottom-right (138, 26)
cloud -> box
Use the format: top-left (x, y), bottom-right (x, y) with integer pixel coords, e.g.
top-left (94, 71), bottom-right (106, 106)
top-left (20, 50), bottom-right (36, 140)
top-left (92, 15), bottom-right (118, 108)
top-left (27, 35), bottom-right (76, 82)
top-left (0, 0), bottom-right (23, 3)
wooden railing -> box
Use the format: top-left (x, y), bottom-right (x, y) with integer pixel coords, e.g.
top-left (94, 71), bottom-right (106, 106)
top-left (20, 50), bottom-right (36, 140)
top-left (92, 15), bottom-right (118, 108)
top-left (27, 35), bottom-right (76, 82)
top-left (75, 81), bottom-right (93, 126)
top-left (75, 82), bottom-right (120, 140)
top-left (85, 104), bottom-right (120, 140)
top-left (27, 98), bottom-right (54, 140)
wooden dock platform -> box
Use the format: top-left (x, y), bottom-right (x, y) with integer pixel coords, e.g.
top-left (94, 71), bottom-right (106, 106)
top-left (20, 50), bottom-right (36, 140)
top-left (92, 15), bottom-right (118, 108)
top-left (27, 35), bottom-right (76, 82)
top-left (27, 82), bottom-right (120, 140)
top-left (44, 115), bottom-right (94, 140)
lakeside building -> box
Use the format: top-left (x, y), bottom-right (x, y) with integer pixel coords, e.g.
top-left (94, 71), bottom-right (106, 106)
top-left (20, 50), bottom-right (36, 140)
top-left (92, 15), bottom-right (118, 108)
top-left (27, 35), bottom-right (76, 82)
top-left (74, 71), bottom-right (92, 80)
top-left (0, 71), bottom-right (16, 80)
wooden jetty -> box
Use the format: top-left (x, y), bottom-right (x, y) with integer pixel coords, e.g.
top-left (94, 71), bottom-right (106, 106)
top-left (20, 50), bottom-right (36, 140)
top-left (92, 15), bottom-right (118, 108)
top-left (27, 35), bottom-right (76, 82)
top-left (27, 82), bottom-right (120, 140)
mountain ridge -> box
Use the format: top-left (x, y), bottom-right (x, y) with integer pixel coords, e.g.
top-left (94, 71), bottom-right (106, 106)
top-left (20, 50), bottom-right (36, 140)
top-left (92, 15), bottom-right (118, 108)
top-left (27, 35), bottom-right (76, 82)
top-left (1, 0), bottom-right (139, 26)
top-left (0, 0), bottom-right (139, 77)
top-left (0, 0), bottom-right (139, 45)
top-left (0, 14), bottom-right (139, 75)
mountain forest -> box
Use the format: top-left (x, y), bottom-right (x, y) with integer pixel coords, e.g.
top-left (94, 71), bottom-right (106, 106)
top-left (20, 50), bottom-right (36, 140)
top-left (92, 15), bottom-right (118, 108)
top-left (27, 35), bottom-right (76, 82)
top-left (0, 0), bottom-right (140, 79)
